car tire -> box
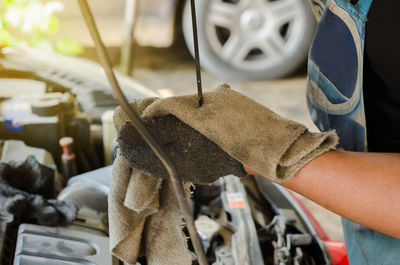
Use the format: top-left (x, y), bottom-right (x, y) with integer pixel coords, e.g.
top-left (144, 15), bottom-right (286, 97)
top-left (182, 0), bottom-right (316, 81)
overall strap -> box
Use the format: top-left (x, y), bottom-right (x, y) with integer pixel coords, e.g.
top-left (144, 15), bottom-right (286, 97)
top-left (355, 0), bottom-right (373, 17)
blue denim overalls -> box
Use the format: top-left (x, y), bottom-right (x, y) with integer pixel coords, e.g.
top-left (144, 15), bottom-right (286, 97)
top-left (306, 0), bottom-right (400, 264)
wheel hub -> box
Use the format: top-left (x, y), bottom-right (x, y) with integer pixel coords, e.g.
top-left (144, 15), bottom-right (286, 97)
top-left (240, 9), bottom-right (266, 31)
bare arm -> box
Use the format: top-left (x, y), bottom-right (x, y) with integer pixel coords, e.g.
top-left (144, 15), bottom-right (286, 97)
top-left (244, 150), bottom-right (400, 239)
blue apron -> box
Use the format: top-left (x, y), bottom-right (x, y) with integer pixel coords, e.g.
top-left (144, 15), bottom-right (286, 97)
top-left (306, 0), bottom-right (400, 264)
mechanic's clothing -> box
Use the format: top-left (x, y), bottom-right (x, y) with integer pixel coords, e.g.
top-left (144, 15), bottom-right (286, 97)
top-left (141, 84), bottom-right (338, 184)
top-left (307, 0), bottom-right (400, 264)
top-left (308, 0), bottom-right (329, 21)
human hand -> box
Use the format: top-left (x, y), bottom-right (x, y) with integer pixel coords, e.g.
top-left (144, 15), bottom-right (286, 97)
top-left (114, 84), bottom-right (338, 184)
top-left (139, 84), bottom-right (338, 183)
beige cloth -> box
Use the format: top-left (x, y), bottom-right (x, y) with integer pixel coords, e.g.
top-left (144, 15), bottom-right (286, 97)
top-left (142, 84), bottom-right (338, 183)
top-left (109, 156), bottom-right (194, 264)
top-left (109, 98), bottom-right (194, 265)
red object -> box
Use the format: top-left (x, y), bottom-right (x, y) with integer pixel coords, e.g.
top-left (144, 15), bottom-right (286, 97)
top-left (324, 240), bottom-right (349, 265)
top-left (286, 189), bottom-right (349, 265)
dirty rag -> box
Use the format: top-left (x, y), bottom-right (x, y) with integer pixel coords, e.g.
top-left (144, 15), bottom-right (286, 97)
top-left (116, 114), bottom-right (247, 184)
top-left (109, 99), bottom-right (195, 264)
top-left (141, 84), bottom-right (339, 183)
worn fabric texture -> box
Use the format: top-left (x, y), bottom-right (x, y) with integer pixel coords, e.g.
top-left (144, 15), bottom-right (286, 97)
top-left (109, 99), bottom-right (194, 265)
top-left (116, 115), bottom-right (246, 184)
top-left (109, 154), bottom-right (194, 264)
top-left (142, 84), bottom-right (339, 183)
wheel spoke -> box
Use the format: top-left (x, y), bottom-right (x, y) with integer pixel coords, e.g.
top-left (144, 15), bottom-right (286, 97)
top-left (269, 0), bottom-right (301, 25)
top-left (258, 33), bottom-right (286, 59)
top-left (269, 0), bottom-right (298, 13)
top-left (221, 33), bottom-right (253, 64)
top-left (208, 1), bottom-right (241, 29)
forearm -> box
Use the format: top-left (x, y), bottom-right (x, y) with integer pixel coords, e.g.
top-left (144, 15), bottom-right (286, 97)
top-left (244, 150), bottom-right (400, 238)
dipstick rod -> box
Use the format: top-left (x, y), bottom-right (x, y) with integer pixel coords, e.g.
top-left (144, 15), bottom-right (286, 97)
top-left (190, 0), bottom-right (203, 107)
top-left (76, 1), bottom-right (208, 264)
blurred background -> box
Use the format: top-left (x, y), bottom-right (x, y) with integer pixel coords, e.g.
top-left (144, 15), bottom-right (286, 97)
top-left (0, 0), bottom-right (344, 241)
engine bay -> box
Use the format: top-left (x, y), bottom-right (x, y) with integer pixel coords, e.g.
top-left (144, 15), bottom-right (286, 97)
top-left (0, 47), bottom-right (335, 265)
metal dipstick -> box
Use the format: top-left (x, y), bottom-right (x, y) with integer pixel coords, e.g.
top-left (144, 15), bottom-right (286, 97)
top-left (190, 0), bottom-right (203, 107)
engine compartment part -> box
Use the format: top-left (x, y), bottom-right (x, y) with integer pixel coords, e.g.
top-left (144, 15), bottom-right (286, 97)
top-left (191, 175), bottom-right (329, 265)
top-left (59, 137), bottom-right (78, 185)
top-left (65, 165), bottom-right (112, 195)
top-left (0, 79), bottom-right (101, 173)
top-left (101, 110), bottom-right (116, 166)
top-left (13, 223), bottom-right (117, 265)
top-left (0, 47), bottom-right (159, 122)
top-left (195, 215), bottom-right (220, 252)
top-left (219, 175), bottom-right (265, 265)
top-left (0, 140), bottom-right (55, 168)
top-left (58, 166), bottom-right (112, 233)
top-left (0, 46), bottom-right (160, 174)
top-left (0, 78), bottom-right (46, 98)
